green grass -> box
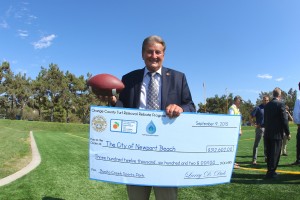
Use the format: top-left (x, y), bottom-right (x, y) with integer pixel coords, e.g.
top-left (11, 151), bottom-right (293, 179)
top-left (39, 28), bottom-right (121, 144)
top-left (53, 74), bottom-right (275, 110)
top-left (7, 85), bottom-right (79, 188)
top-left (0, 120), bottom-right (300, 199)
top-left (0, 124), bottom-right (31, 178)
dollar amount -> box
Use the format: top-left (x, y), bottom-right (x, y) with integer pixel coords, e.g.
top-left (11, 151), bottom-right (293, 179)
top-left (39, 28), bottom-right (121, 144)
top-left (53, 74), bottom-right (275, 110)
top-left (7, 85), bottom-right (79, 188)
top-left (206, 146), bottom-right (234, 153)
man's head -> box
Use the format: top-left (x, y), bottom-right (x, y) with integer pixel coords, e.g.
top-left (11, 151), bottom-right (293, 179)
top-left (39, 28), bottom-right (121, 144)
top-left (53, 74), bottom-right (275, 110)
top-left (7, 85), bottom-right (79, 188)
top-left (142, 35), bottom-right (166, 72)
top-left (273, 87), bottom-right (281, 99)
top-left (263, 96), bottom-right (269, 105)
top-left (298, 82), bottom-right (300, 90)
top-left (233, 95), bottom-right (243, 108)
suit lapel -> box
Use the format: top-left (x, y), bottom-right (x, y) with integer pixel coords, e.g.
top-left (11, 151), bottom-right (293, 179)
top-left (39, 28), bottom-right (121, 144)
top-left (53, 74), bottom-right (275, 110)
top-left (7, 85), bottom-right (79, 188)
top-left (133, 69), bottom-right (144, 108)
top-left (161, 67), bottom-right (171, 109)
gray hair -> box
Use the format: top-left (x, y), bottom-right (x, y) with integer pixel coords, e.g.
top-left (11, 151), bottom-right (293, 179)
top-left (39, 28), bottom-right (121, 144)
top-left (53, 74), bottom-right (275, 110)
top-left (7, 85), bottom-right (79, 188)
top-left (142, 35), bottom-right (166, 53)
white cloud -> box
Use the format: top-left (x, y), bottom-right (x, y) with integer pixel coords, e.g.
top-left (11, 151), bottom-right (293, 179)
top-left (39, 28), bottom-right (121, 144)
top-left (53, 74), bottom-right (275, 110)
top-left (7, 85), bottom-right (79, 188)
top-left (275, 77), bottom-right (284, 82)
top-left (18, 29), bottom-right (29, 38)
top-left (26, 14), bottom-right (37, 24)
top-left (32, 34), bottom-right (56, 49)
top-left (257, 74), bottom-right (272, 79)
top-left (0, 19), bottom-right (9, 28)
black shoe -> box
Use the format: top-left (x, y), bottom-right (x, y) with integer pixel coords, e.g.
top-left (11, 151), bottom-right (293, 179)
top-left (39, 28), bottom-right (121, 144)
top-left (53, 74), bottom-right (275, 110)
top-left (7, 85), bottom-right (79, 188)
top-left (264, 172), bottom-right (278, 179)
top-left (282, 153), bottom-right (288, 156)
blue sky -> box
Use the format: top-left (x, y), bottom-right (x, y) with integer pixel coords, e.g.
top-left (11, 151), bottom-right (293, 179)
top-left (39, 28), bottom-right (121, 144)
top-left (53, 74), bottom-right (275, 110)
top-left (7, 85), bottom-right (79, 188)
top-left (1, 0), bottom-right (300, 107)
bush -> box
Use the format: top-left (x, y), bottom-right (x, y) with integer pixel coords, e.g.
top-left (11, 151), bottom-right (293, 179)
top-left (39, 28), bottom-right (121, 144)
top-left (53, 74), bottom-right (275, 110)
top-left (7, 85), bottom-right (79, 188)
top-left (6, 109), bottom-right (18, 120)
top-left (22, 107), bottom-right (40, 121)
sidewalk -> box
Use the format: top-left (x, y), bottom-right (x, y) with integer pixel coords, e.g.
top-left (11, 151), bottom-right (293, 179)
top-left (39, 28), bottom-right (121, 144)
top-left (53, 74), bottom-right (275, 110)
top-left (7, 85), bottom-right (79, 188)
top-left (0, 131), bottom-right (41, 187)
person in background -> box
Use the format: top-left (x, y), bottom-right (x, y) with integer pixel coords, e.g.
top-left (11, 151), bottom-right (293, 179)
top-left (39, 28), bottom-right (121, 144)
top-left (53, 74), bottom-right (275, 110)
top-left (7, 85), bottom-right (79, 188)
top-left (281, 105), bottom-right (293, 156)
top-left (292, 82), bottom-right (300, 165)
top-left (264, 87), bottom-right (290, 179)
top-left (250, 96), bottom-right (269, 165)
top-left (106, 35), bottom-right (195, 200)
top-left (228, 95), bottom-right (243, 169)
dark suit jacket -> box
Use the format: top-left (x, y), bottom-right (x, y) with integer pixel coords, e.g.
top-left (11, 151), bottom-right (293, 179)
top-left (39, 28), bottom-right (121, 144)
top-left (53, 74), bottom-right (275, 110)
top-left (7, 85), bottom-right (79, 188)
top-left (264, 97), bottom-right (290, 140)
top-left (116, 67), bottom-right (195, 112)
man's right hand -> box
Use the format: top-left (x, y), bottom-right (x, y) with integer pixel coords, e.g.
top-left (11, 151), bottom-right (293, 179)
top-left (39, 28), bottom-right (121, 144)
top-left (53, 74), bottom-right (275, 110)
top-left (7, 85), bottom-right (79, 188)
top-left (98, 95), bottom-right (117, 106)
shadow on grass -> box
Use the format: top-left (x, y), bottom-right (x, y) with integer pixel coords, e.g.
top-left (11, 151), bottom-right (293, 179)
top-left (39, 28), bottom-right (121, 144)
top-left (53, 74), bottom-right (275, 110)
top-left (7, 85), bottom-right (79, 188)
top-left (237, 162), bottom-right (300, 170)
top-left (42, 197), bottom-right (65, 200)
top-left (231, 173), bottom-right (300, 184)
top-left (236, 155), bottom-right (253, 159)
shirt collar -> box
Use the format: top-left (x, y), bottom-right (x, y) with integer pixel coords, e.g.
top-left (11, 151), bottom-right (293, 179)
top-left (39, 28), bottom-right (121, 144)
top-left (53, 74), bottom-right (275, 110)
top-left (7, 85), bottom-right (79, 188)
top-left (143, 67), bottom-right (162, 77)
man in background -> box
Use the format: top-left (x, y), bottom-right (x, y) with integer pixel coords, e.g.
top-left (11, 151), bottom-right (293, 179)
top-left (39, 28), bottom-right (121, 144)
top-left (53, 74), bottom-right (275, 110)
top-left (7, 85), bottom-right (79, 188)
top-left (292, 82), bottom-right (300, 165)
top-left (264, 87), bottom-right (290, 179)
top-left (250, 96), bottom-right (269, 165)
top-left (281, 105), bottom-right (293, 156)
top-left (228, 95), bottom-right (243, 169)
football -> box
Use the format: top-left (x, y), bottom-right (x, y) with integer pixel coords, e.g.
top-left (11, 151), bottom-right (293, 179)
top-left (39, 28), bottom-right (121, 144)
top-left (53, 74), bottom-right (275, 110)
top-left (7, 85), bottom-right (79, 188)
top-left (87, 73), bottom-right (125, 96)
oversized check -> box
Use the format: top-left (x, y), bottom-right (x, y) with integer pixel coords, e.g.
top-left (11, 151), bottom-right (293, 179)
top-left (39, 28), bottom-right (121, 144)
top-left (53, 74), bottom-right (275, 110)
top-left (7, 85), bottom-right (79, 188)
top-left (89, 106), bottom-right (241, 187)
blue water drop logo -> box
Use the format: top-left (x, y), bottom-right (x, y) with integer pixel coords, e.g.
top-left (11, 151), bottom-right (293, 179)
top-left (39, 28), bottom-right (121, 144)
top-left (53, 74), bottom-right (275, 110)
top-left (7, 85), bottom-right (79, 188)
top-left (146, 121), bottom-right (156, 134)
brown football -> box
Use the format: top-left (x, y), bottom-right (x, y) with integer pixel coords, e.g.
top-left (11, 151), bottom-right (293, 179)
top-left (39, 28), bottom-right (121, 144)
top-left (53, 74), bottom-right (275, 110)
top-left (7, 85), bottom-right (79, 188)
top-left (87, 73), bottom-right (125, 96)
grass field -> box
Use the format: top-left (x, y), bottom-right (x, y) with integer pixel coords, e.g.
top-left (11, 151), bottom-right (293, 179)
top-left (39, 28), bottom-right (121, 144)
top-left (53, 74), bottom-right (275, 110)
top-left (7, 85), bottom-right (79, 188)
top-left (0, 119), bottom-right (300, 200)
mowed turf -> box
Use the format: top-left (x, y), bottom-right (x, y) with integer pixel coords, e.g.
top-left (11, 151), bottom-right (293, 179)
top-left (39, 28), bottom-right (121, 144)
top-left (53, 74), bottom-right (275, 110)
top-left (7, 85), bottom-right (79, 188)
top-left (0, 120), bottom-right (300, 200)
top-left (0, 125), bottom-right (31, 179)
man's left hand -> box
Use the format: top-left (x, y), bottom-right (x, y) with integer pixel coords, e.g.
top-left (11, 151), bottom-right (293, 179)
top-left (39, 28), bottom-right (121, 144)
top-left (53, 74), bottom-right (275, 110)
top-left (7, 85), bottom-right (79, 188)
top-left (165, 104), bottom-right (183, 118)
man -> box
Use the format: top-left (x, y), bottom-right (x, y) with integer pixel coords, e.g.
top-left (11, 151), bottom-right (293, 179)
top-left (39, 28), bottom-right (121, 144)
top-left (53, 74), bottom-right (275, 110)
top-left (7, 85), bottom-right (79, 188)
top-left (292, 82), bottom-right (300, 165)
top-left (228, 95), bottom-right (243, 169)
top-left (108, 35), bottom-right (195, 200)
top-left (281, 105), bottom-right (293, 156)
top-left (250, 96), bottom-right (269, 165)
top-left (264, 87), bottom-right (291, 179)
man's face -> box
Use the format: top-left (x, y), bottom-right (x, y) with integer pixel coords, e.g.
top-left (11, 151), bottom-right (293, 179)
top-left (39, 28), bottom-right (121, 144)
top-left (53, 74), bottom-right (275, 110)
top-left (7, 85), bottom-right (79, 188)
top-left (235, 99), bottom-right (241, 108)
top-left (263, 97), bottom-right (269, 105)
top-left (142, 42), bottom-right (165, 72)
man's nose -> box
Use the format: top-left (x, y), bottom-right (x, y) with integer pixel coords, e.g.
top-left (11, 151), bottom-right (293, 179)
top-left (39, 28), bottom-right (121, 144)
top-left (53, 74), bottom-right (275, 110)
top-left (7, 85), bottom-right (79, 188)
top-left (150, 52), bottom-right (158, 58)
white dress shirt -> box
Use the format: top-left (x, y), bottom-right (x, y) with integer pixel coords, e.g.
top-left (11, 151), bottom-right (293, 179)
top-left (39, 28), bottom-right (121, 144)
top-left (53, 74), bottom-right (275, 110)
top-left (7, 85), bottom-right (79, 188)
top-left (139, 68), bottom-right (162, 110)
top-left (293, 94), bottom-right (300, 124)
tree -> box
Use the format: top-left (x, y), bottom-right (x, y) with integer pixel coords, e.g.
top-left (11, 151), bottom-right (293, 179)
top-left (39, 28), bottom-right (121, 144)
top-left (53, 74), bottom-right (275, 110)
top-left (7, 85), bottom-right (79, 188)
top-left (0, 62), bottom-right (12, 117)
top-left (286, 88), bottom-right (297, 112)
top-left (0, 61), bottom-right (11, 85)
top-left (0, 95), bottom-right (10, 117)
top-left (198, 94), bottom-right (233, 114)
top-left (30, 78), bottom-right (46, 118)
top-left (73, 72), bottom-right (104, 123)
top-left (0, 62), bottom-right (19, 119)
top-left (198, 93), bottom-right (254, 125)
top-left (35, 64), bottom-right (68, 122)
top-left (61, 71), bottom-right (90, 123)
top-left (12, 73), bottom-right (32, 118)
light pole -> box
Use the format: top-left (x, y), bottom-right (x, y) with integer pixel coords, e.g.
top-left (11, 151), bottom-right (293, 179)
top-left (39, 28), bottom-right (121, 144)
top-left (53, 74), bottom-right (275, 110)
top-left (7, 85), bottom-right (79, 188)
top-left (225, 88), bottom-right (228, 113)
top-left (203, 82), bottom-right (206, 112)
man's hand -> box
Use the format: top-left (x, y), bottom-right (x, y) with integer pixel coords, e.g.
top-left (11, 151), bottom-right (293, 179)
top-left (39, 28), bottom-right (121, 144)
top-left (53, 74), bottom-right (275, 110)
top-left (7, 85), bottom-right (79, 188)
top-left (165, 104), bottom-right (183, 118)
top-left (98, 95), bottom-right (117, 106)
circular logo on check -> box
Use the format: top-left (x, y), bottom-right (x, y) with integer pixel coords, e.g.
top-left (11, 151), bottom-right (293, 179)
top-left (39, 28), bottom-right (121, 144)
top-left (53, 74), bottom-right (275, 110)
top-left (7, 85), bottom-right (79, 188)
top-left (92, 115), bottom-right (107, 132)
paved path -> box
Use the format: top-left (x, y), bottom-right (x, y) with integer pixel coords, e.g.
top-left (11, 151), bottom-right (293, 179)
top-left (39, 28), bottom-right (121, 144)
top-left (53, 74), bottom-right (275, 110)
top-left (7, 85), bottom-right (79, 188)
top-left (0, 131), bottom-right (41, 187)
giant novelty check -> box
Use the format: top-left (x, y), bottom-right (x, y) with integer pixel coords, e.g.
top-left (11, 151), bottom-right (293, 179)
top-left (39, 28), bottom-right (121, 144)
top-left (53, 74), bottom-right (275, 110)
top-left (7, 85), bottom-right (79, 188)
top-left (89, 106), bottom-right (241, 187)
